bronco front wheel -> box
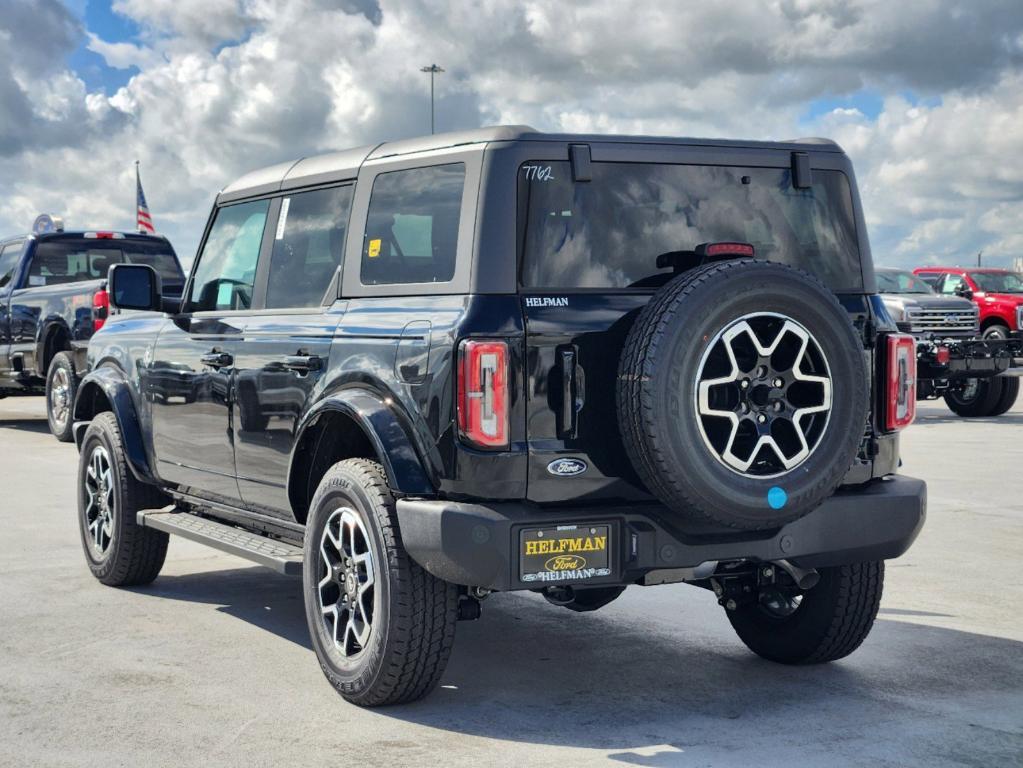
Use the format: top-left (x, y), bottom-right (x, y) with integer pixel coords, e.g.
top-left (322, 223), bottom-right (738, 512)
top-left (77, 412), bottom-right (169, 586)
top-left (303, 459), bottom-right (459, 706)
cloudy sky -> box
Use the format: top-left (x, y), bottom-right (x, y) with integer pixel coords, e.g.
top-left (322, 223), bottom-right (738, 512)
top-left (2, 0), bottom-right (1022, 269)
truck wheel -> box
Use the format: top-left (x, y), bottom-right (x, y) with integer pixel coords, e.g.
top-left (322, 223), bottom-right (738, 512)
top-left (726, 561), bottom-right (883, 664)
top-left (303, 458), bottom-right (459, 706)
top-left (943, 378), bottom-right (1003, 417)
top-left (77, 412), bottom-right (169, 586)
top-left (983, 324), bottom-right (1010, 340)
top-left (46, 351), bottom-right (77, 442)
top-left (618, 259), bottom-right (868, 531)
top-left (988, 377), bottom-right (1019, 417)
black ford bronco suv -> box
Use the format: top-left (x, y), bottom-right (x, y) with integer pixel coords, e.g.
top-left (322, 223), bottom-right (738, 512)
top-left (72, 126), bottom-right (926, 706)
top-left (0, 215), bottom-right (183, 440)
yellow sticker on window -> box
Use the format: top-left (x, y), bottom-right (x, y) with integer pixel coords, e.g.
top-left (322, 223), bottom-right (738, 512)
top-left (368, 238), bottom-right (381, 258)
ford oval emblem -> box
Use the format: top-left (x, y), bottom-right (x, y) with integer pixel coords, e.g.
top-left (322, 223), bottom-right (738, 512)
top-left (547, 458), bottom-right (587, 477)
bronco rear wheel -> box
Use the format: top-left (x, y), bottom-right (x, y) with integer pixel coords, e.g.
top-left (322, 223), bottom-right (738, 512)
top-left (726, 561), bottom-right (884, 664)
top-left (303, 459), bottom-right (459, 706)
top-left (618, 259), bottom-right (869, 531)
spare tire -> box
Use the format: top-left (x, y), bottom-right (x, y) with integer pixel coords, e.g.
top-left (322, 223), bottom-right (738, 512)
top-left (618, 259), bottom-right (868, 531)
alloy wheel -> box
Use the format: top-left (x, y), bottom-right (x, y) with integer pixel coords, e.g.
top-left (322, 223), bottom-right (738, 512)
top-left (317, 507), bottom-right (375, 657)
top-left (83, 445), bottom-right (115, 557)
top-left (695, 312), bottom-right (832, 477)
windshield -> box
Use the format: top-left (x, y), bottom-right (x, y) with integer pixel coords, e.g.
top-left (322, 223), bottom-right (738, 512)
top-left (519, 161), bottom-right (864, 291)
top-left (970, 272), bottom-right (1023, 293)
top-left (876, 270), bottom-right (934, 294)
top-left (29, 239), bottom-right (183, 287)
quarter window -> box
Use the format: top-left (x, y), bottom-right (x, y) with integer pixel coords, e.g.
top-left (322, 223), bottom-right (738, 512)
top-left (188, 200), bottom-right (269, 311)
top-left (361, 163), bottom-right (465, 285)
top-left (265, 185), bottom-right (353, 309)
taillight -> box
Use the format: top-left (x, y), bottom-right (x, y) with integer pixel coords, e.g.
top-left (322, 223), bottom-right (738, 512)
top-left (885, 333), bottom-right (916, 431)
top-left (457, 340), bottom-right (509, 449)
top-left (93, 288), bottom-right (109, 332)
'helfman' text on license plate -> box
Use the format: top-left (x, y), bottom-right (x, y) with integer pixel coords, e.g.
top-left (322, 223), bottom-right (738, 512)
top-left (519, 524), bottom-right (613, 584)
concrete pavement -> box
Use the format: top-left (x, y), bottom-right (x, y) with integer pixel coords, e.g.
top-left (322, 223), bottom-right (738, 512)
top-left (1, 396), bottom-right (1020, 767)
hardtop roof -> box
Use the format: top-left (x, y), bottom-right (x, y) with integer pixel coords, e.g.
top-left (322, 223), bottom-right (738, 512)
top-left (218, 125), bottom-right (844, 203)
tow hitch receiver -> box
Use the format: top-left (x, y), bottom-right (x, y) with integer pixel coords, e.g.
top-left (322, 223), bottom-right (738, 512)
top-left (710, 560), bottom-right (819, 612)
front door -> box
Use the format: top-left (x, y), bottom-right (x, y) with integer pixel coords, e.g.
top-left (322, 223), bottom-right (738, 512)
top-left (148, 199), bottom-right (271, 501)
top-left (232, 185), bottom-right (353, 514)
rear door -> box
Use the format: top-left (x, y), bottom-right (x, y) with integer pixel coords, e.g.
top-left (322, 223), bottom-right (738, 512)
top-left (231, 184), bottom-right (353, 514)
top-left (148, 199), bottom-right (269, 500)
top-left (517, 145), bottom-right (868, 504)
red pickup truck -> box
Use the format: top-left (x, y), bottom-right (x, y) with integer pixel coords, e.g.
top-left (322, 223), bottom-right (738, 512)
top-left (913, 267), bottom-right (1023, 340)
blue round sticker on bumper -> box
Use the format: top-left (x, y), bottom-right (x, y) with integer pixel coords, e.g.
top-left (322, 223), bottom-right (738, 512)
top-left (767, 486), bottom-right (787, 509)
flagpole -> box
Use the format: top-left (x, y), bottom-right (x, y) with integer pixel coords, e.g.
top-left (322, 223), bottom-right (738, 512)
top-left (135, 160), bottom-right (139, 233)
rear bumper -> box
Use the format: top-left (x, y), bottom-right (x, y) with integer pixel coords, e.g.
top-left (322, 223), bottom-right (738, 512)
top-left (395, 475), bottom-right (926, 591)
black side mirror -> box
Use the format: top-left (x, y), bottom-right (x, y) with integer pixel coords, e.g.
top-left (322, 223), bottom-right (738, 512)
top-left (109, 263), bottom-right (161, 311)
top-left (954, 284), bottom-right (973, 299)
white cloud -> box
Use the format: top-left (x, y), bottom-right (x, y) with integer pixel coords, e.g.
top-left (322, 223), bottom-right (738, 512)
top-left (86, 33), bottom-right (163, 70)
top-left (0, 0), bottom-right (1021, 268)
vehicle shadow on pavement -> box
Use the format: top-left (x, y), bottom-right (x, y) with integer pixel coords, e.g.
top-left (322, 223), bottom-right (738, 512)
top-left (0, 417), bottom-right (52, 435)
top-left (132, 567), bottom-right (1022, 765)
top-left (131, 566), bottom-right (312, 650)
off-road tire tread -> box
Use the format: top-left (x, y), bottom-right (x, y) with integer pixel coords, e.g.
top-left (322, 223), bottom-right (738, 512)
top-left (82, 412), bottom-right (168, 586)
top-left (729, 561), bottom-right (883, 664)
top-left (311, 459), bottom-right (458, 706)
top-left (618, 259), bottom-right (865, 530)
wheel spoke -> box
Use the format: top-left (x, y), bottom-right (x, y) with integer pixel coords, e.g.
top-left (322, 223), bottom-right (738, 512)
top-left (317, 506), bottom-right (375, 657)
top-left (695, 313), bottom-right (832, 477)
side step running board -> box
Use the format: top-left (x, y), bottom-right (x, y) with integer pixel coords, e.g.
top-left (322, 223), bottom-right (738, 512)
top-left (138, 508), bottom-right (304, 576)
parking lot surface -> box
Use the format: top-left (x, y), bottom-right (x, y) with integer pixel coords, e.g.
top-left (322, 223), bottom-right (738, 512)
top-left (1, 396), bottom-right (1021, 767)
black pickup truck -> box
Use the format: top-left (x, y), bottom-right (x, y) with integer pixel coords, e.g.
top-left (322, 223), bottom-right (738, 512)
top-left (0, 218), bottom-right (183, 440)
top-left (72, 127), bottom-right (926, 707)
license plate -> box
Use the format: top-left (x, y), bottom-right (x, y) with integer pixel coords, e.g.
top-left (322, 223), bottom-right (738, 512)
top-left (519, 524), bottom-right (613, 584)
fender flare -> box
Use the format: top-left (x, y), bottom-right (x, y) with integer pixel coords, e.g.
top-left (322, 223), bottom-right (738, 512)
top-left (289, 388), bottom-right (434, 499)
top-left (72, 366), bottom-right (156, 484)
top-left (35, 318), bottom-right (71, 377)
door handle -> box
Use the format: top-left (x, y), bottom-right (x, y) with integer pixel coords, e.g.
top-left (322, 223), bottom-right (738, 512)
top-left (282, 354), bottom-right (322, 373)
top-left (558, 347), bottom-right (577, 438)
top-left (200, 351), bottom-right (233, 368)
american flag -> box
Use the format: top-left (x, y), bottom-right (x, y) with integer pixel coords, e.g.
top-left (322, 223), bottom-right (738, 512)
top-left (136, 162), bottom-right (155, 234)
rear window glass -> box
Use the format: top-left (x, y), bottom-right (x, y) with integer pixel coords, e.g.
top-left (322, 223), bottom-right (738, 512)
top-left (27, 239), bottom-right (183, 287)
top-left (519, 162), bottom-right (863, 291)
top-left (361, 163), bottom-right (464, 285)
top-left (876, 270), bottom-right (934, 294)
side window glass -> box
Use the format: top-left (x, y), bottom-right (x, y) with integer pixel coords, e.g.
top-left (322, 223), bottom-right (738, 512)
top-left (939, 274), bottom-right (962, 295)
top-left (0, 242), bottom-right (23, 289)
top-left (361, 163), bottom-right (465, 285)
top-left (265, 185), bottom-right (353, 309)
top-left (188, 200), bottom-right (269, 311)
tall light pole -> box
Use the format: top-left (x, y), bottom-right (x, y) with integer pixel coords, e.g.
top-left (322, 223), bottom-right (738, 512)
top-left (420, 63), bottom-right (444, 134)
